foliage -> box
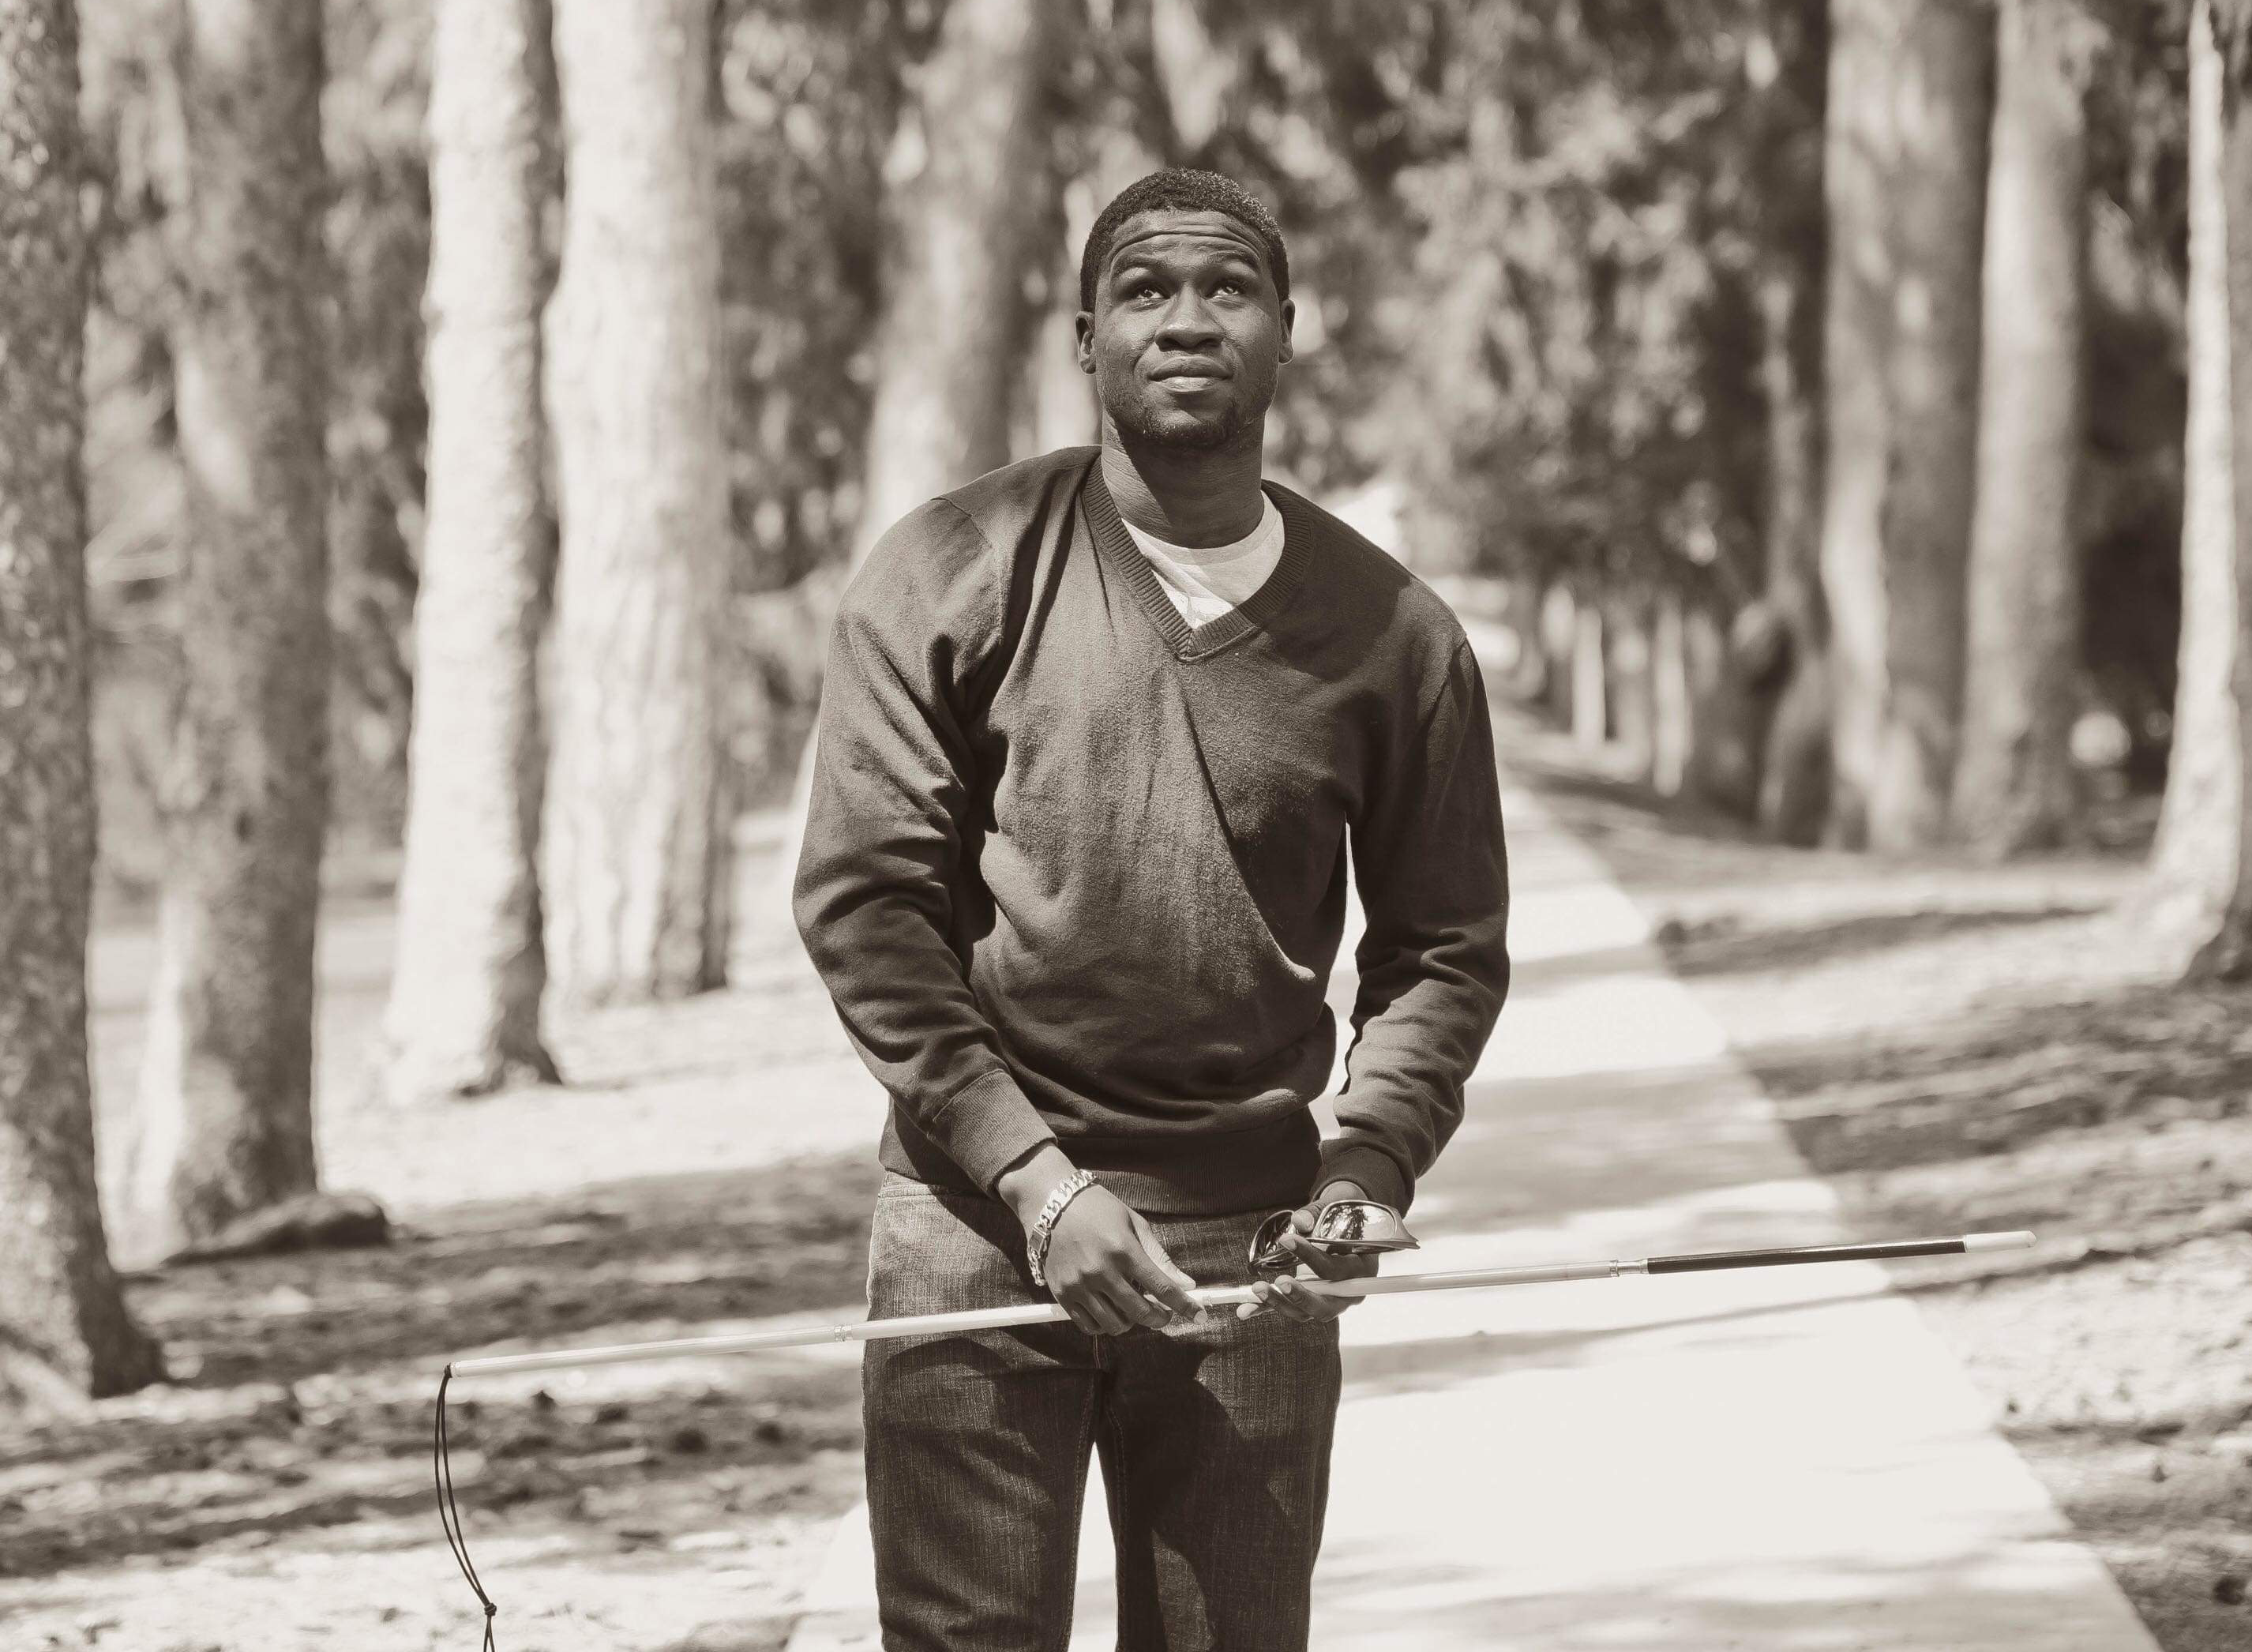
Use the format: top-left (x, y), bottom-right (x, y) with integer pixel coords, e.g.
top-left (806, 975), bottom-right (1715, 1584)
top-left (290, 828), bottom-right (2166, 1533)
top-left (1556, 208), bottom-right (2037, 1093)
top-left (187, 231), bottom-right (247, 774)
top-left (65, 0), bottom-right (2209, 857)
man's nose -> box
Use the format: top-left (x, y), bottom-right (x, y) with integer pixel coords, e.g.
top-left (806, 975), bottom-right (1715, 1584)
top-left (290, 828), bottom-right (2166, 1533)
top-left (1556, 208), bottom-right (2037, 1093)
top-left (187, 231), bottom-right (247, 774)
top-left (1154, 291), bottom-right (1222, 348)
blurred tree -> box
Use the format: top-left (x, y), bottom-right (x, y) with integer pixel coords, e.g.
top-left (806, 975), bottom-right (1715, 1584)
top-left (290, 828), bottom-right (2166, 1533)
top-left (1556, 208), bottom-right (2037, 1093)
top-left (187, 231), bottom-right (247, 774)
top-left (846, 0), bottom-right (1071, 565)
top-left (1818, 0), bottom-right (1993, 851)
top-left (1741, 0), bottom-right (1830, 844)
top-left (79, 1), bottom-right (432, 869)
top-left (113, 0), bottom-right (332, 1262)
top-left (377, 0), bottom-right (560, 1102)
top-left (1955, 0), bottom-right (2102, 855)
top-left (774, 0), bottom-right (1071, 911)
top-left (543, 0), bottom-right (734, 1002)
top-left (2142, 0), bottom-right (2241, 963)
top-left (0, 0), bottom-right (163, 1407)
top-left (1367, 3), bottom-right (1772, 787)
top-left (2191, 0), bottom-right (2252, 975)
top-left (322, 0), bottom-right (431, 847)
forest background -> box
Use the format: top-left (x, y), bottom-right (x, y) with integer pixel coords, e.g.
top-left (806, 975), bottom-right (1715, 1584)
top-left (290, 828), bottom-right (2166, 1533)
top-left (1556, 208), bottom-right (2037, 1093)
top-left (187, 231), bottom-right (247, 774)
top-left (9, 0), bottom-right (2252, 1647)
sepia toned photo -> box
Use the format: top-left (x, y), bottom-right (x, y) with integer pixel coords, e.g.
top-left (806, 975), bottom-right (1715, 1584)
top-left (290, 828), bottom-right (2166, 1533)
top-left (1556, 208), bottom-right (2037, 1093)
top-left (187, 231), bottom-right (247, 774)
top-left (1, 2), bottom-right (2246, 1649)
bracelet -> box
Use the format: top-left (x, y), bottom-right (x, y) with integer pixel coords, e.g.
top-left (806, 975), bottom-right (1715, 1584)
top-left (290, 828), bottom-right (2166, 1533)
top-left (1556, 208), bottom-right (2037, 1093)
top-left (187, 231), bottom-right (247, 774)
top-left (1026, 1170), bottom-right (1097, 1290)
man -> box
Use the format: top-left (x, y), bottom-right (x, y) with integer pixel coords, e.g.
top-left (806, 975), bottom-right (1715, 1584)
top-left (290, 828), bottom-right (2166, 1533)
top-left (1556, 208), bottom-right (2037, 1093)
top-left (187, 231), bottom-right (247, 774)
top-left (794, 167), bottom-right (1510, 1650)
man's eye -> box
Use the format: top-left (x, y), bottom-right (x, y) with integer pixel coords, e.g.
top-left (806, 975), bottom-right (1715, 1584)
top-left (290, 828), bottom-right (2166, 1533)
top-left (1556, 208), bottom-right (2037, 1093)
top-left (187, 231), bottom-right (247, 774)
top-left (1216, 280), bottom-right (1242, 295)
top-left (1134, 283), bottom-right (1162, 301)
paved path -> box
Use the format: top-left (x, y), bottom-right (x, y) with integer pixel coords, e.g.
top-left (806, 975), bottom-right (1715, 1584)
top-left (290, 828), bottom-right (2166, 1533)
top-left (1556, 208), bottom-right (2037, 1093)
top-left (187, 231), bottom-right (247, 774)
top-left (784, 775), bottom-right (2161, 1651)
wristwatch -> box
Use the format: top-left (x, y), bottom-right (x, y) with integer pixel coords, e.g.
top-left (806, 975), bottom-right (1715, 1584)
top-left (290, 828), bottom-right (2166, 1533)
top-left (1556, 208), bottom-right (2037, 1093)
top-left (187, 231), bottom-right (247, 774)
top-left (1026, 1169), bottom-right (1097, 1290)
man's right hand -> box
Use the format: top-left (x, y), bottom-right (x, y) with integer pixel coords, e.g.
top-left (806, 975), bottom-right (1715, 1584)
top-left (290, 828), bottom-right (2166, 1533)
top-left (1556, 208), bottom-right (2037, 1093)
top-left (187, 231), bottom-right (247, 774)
top-left (997, 1147), bottom-right (1201, 1335)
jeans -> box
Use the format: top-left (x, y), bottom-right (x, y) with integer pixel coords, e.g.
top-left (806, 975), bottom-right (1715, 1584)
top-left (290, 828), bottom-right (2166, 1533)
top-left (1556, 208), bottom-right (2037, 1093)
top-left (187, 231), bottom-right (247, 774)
top-left (862, 1170), bottom-right (1343, 1651)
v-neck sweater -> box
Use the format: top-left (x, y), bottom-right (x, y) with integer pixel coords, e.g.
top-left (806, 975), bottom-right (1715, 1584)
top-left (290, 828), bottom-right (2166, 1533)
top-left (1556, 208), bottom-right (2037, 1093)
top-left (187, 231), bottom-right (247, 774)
top-left (793, 445), bottom-right (1511, 1217)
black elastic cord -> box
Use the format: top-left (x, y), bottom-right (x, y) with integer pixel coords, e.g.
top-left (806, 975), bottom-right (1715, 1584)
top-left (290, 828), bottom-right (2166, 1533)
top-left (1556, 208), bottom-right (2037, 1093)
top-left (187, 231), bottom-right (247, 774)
top-left (434, 1365), bottom-right (499, 1650)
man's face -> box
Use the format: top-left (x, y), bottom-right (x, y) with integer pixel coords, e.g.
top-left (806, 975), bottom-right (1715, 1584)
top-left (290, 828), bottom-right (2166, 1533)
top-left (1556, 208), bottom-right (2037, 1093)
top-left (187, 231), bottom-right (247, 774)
top-left (1078, 208), bottom-right (1295, 452)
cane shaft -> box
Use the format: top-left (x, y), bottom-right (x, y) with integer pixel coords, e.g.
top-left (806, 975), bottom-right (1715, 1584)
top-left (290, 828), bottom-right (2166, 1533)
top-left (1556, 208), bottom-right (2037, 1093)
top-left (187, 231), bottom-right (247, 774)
top-left (445, 1231), bottom-right (2034, 1379)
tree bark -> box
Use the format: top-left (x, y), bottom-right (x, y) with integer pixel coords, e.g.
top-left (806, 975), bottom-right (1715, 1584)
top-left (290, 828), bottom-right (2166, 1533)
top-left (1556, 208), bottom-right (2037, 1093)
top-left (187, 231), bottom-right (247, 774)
top-left (1687, 603), bottom-right (1775, 817)
top-left (1541, 580), bottom-right (1577, 727)
top-left (2192, 0), bottom-right (2252, 976)
top-left (1818, 0), bottom-right (1993, 850)
top-left (1571, 598), bottom-right (1608, 749)
top-left (1952, 0), bottom-right (2094, 856)
top-left (0, 0), bottom-right (163, 1407)
top-left (774, 0), bottom-right (1069, 931)
top-left (848, 0), bottom-right (1069, 565)
top-left (379, 0), bottom-right (560, 1101)
top-left (2141, 0), bottom-right (2243, 961)
top-left (1606, 588), bottom-right (1655, 779)
top-left (544, 0), bottom-right (734, 1004)
top-left (1652, 588), bottom-right (1692, 797)
top-left (115, 0), bottom-right (332, 1263)
top-left (1750, 0), bottom-right (1831, 843)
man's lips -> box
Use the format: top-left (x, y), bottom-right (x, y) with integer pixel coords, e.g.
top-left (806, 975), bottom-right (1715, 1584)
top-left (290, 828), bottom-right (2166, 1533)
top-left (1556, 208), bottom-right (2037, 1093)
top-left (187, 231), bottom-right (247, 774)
top-left (1152, 364), bottom-right (1229, 392)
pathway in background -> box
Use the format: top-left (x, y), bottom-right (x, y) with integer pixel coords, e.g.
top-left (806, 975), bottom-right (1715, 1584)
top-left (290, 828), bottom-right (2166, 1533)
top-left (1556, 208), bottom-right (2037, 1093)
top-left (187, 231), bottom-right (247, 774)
top-left (784, 772), bottom-right (2160, 1651)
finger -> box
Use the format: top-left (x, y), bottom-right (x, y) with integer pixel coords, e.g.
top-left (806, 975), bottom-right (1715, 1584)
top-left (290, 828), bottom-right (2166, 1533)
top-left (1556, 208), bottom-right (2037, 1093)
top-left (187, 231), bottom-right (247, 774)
top-left (1237, 1279), bottom-right (1274, 1320)
top-left (1067, 1286), bottom-right (1129, 1337)
top-left (1061, 1297), bottom-right (1105, 1336)
top-left (1126, 1218), bottom-right (1201, 1320)
top-left (1269, 1275), bottom-right (1323, 1323)
top-left (1095, 1271), bottom-right (1171, 1331)
top-left (1279, 1230), bottom-right (1379, 1281)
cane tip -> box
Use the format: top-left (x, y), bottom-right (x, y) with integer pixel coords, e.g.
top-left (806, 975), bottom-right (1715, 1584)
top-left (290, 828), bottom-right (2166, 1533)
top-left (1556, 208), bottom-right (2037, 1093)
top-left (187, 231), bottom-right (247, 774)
top-left (1961, 1230), bottom-right (2036, 1252)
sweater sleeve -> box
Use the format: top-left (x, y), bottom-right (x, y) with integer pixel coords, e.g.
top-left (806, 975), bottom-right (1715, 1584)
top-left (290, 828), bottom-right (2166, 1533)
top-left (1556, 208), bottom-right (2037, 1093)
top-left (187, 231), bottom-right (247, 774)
top-left (790, 499), bottom-right (1057, 1194)
top-left (1323, 637), bottom-right (1511, 1214)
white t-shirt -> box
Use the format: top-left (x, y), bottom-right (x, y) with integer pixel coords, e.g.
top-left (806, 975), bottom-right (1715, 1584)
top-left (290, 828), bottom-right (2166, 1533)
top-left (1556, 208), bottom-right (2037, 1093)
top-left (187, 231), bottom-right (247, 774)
top-left (1117, 495), bottom-right (1286, 629)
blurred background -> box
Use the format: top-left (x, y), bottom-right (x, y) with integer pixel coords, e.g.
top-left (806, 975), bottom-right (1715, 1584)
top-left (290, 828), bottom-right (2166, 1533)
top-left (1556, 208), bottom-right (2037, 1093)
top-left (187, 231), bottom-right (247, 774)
top-left (7, 1), bottom-right (2252, 1648)
top-left (66, 0), bottom-right (2194, 880)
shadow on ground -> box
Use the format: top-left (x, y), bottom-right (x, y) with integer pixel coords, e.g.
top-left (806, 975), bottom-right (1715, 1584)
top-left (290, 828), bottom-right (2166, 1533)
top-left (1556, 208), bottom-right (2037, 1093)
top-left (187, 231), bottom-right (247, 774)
top-left (0, 1147), bottom-right (881, 1582)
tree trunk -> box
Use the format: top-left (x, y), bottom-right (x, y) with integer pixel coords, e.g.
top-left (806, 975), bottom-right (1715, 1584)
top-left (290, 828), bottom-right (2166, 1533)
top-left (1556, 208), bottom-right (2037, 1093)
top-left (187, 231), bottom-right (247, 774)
top-left (2141, 0), bottom-right (2243, 962)
top-left (1687, 603), bottom-right (1773, 817)
top-left (1606, 589), bottom-right (1655, 778)
top-left (0, 0), bottom-right (163, 1408)
top-left (1571, 599), bottom-right (1608, 749)
top-left (544, 0), bottom-right (734, 1004)
top-left (115, 0), bottom-right (332, 1263)
top-left (1818, 0), bottom-right (1992, 851)
top-left (2193, 0), bottom-right (2252, 976)
top-left (1506, 570), bottom-right (1551, 703)
top-left (1541, 581), bottom-right (1578, 727)
top-left (1023, 253), bottom-right (1095, 456)
top-left (1751, 0), bottom-right (1831, 843)
top-left (1953, 0), bottom-right (2093, 856)
top-left (1652, 588), bottom-right (1692, 797)
top-left (379, 0), bottom-right (560, 1101)
top-left (774, 0), bottom-right (1069, 934)
top-left (848, 0), bottom-right (1068, 565)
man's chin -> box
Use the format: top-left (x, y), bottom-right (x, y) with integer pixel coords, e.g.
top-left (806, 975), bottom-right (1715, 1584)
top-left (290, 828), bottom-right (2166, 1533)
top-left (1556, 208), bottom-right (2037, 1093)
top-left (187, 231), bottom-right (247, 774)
top-left (1115, 402), bottom-right (1247, 452)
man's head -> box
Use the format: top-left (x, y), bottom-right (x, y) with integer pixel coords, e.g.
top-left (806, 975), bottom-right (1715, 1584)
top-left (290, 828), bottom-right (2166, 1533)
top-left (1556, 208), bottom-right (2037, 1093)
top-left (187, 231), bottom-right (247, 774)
top-left (1075, 168), bottom-right (1295, 453)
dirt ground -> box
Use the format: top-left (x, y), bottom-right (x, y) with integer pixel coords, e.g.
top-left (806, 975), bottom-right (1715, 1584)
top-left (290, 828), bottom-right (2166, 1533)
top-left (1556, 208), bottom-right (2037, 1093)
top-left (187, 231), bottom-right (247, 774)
top-left (1497, 705), bottom-right (2252, 1652)
top-left (3, 828), bottom-right (884, 1652)
top-left (5, 712), bottom-right (2249, 1650)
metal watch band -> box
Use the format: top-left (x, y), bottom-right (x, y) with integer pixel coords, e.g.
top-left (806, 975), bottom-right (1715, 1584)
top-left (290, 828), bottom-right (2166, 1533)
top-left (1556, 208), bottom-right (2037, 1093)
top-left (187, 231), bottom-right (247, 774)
top-left (1026, 1169), bottom-right (1096, 1289)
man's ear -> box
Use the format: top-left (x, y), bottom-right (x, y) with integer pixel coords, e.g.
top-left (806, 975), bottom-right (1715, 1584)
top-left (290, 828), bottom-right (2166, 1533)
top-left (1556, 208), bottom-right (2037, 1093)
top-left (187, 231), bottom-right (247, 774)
top-left (1278, 297), bottom-right (1297, 366)
top-left (1075, 310), bottom-right (1095, 374)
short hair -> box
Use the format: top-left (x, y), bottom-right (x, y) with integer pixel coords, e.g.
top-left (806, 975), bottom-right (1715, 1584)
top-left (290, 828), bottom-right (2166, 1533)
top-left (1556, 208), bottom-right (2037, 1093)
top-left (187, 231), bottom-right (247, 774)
top-left (1078, 167), bottom-right (1289, 314)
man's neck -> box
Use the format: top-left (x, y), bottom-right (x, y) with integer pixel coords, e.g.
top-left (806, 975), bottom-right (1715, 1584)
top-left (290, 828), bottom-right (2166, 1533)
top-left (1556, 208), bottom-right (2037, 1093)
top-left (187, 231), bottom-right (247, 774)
top-left (1098, 428), bottom-right (1267, 550)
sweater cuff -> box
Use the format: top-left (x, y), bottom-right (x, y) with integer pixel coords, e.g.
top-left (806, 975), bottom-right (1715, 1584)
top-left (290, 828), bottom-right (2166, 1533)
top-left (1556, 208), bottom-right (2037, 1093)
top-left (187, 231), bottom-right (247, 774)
top-left (927, 1067), bottom-right (1058, 1196)
top-left (1316, 1139), bottom-right (1413, 1215)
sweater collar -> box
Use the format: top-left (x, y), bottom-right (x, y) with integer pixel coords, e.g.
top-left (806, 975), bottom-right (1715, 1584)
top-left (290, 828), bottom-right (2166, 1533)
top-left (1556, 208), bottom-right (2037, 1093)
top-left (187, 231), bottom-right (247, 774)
top-left (1081, 458), bottom-right (1316, 661)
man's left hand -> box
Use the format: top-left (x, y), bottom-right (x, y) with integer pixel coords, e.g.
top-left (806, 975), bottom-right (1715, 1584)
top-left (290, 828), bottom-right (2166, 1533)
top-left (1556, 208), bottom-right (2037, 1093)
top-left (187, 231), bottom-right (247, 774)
top-left (1239, 1181), bottom-right (1383, 1325)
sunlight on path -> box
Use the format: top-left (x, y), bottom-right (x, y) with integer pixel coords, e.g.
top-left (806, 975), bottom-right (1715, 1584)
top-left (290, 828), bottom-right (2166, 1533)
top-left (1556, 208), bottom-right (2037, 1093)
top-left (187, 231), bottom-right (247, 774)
top-left (783, 776), bottom-right (2161, 1651)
